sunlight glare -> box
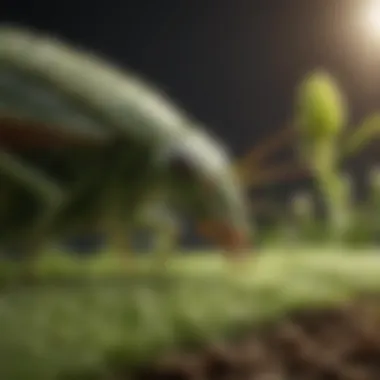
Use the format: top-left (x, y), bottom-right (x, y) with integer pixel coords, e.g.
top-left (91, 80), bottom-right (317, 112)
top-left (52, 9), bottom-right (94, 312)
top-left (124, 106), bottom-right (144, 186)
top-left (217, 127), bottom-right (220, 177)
top-left (362, 0), bottom-right (380, 39)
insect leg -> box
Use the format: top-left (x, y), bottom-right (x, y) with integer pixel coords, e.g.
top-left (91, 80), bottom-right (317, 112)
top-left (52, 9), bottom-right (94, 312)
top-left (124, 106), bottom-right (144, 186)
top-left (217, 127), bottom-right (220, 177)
top-left (0, 149), bottom-right (63, 205)
top-left (0, 150), bottom-right (68, 278)
top-left (102, 187), bottom-right (136, 267)
top-left (139, 199), bottom-right (179, 269)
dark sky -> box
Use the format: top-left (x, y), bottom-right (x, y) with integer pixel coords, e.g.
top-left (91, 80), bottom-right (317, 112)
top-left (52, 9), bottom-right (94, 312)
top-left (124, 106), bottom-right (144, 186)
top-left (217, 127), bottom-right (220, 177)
top-left (1, 0), bottom-right (379, 197)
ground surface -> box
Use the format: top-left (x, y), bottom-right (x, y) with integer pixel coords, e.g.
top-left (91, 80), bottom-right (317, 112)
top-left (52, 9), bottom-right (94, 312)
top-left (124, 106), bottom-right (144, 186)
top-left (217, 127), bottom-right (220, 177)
top-left (134, 295), bottom-right (380, 380)
top-left (0, 247), bottom-right (379, 380)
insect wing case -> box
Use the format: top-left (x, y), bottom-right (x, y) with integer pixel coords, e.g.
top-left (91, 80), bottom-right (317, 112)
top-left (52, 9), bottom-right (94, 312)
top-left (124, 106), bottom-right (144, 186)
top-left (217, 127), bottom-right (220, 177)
top-left (0, 26), bottom-right (190, 145)
top-left (0, 26), bottom-right (191, 240)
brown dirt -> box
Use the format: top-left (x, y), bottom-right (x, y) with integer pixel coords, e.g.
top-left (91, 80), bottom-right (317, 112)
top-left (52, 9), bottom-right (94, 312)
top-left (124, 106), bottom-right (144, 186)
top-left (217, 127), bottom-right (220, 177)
top-left (128, 295), bottom-right (380, 380)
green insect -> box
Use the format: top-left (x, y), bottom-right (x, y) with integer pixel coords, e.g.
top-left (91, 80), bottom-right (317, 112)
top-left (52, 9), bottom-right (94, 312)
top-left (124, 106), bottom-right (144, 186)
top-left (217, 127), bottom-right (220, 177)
top-left (0, 25), bottom-right (251, 270)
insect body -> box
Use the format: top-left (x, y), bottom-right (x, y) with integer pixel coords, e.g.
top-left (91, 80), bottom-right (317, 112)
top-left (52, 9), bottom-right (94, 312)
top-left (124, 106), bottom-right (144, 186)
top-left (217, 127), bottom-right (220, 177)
top-left (0, 26), bottom-right (251, 269)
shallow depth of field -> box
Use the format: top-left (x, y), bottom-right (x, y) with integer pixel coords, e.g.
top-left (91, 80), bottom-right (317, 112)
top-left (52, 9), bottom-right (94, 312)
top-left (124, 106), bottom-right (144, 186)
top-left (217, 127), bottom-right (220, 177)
top-left (1, 248), bottom-right (380, 380)
top-left (0, 62), bottom-right (379, 380)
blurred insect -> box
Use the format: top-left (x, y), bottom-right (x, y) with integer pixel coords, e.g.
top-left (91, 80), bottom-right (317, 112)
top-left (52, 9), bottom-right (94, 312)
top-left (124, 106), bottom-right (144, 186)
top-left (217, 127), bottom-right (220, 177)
top-left (0, 25), bottom-right (252, 274)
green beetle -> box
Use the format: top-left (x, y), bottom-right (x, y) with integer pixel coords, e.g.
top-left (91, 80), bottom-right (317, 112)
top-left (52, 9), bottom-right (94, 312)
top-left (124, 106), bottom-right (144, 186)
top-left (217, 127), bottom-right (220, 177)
top-left (0, 25), bottom-right (251, 268)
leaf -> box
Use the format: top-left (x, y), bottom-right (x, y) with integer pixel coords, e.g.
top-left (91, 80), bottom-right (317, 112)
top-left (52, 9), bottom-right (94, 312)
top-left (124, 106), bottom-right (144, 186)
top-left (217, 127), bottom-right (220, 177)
top-left (342, 113), bottom-right (380, 158)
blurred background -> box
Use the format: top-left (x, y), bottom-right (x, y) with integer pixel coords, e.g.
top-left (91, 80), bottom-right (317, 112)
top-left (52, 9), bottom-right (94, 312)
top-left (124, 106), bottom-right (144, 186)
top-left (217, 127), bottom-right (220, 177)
top-left (1, 0), bottom-right (379, 252)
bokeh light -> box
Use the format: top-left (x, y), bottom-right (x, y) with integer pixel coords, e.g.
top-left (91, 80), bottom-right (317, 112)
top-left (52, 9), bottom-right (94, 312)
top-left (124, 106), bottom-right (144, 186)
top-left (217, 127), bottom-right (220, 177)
top-left (361, 0), bottom-right (380, 40)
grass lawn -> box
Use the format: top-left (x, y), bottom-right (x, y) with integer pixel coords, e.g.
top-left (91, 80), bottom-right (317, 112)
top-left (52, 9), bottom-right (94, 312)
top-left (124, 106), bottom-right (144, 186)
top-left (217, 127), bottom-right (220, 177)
top-left (0, 246), bottom-right (379, 379)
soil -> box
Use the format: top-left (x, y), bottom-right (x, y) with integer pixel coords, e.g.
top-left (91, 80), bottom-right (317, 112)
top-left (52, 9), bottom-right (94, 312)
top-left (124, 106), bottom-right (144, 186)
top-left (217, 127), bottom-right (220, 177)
top-left (128, 294), bottom-right (380, 380)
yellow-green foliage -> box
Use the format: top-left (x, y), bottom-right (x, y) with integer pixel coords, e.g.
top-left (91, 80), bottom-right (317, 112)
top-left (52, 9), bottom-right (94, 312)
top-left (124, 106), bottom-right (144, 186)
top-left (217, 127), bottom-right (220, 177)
top-left (294, 70), bottom-right (351, 240)
top-left (295, 69), bottom-right (380, 242)
top-left (369, 166), bottom-right (380, 196)
top-left (342, 113), bottom-right (380, 158)
top-left (295, 70), bottom-right (347, 140)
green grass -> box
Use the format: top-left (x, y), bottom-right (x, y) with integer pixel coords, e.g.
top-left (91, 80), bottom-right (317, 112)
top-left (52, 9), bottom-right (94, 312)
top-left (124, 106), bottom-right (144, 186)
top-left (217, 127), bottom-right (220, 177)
top-left (0, 247), bottom-right (380, 379)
